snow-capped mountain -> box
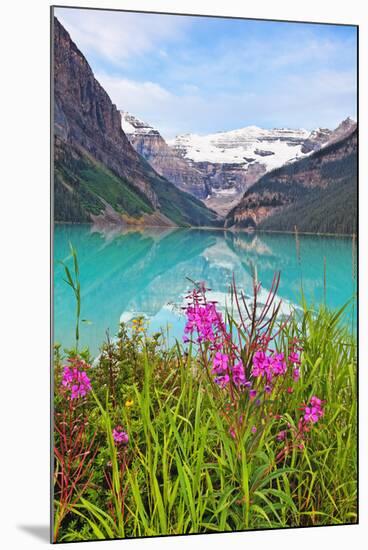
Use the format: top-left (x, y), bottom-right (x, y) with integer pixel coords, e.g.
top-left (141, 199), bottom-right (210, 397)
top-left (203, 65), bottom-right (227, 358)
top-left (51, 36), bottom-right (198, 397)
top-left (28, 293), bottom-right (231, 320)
top-left (121, 111), bottom-right (356, 217)
top-left (168, 126), bottom-right (311, 172)
top-left (167, 126), bottom-right (316, 214)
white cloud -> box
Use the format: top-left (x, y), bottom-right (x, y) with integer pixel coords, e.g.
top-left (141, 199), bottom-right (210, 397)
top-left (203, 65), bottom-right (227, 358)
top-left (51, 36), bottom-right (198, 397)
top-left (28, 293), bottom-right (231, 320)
top-left (55, 8), bottom-right (357, 137)
top-left (97, 73), bottom-right (172, 109)
top-left (55, 7), bottom-right (188, 65)
top-left (96, 71), bottom-right (356, 139)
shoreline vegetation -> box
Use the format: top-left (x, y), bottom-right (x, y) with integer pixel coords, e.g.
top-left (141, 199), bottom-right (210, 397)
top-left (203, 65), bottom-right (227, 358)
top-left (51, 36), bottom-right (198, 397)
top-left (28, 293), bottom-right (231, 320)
top-left (53, 247), bottom-right (357, 542)
top-left (53, 221), bottom-right (357, 239)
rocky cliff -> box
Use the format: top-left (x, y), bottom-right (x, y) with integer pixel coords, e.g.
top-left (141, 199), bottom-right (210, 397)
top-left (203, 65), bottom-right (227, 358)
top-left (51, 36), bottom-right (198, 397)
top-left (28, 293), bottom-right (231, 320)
top-left (53, 17), bottom-right (221, 227)
top-left (121, 112), bottom-right (209, 198)
top-left (53, 17), bottom-right (160, 207)
top-left (301, 117), bottom-right (356, 154)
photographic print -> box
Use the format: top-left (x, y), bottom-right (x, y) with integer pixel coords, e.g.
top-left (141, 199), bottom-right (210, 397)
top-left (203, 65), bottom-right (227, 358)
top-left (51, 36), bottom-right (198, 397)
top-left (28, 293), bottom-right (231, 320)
top-left (52, 6), bottom-right (358, 543)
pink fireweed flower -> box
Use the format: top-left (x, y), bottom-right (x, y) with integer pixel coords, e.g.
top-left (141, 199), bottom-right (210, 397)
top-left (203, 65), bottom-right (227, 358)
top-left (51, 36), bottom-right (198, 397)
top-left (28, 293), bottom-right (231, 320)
top-left (249, 389), bottom-right (257, 399)
top-left (252, 350), bottom-right (287, 383)
top-left (112, 426), bottom-right (129, 445)
top-left (273, 353), bottom-right (287, 376)
top-left (302, 396), bottom-right (324, 424)
top-left (277, 430), bottom-right (286, 441)
top-left (62, 364), bottom-right (92, 399)
top-left (232, 361), bottom-right (246, 387)
top-left (310, 395), bottom-right (323, 408)
top-left (183, 301), bottom-right (224, 344)
top-left (252, 350), bottom-right (269, 378)
top-left (251, 426), bottom-right (257, 434)
top-left (304, 407), bottom-right (320, 423)
top-left (229, 427), bottom-right (236, 439)
top-left (212, 352), bottom-right (229, 374)
top-left (214, 374), bottom-right (230, 388)
top-left (288, 351), bottom-right (301, 365)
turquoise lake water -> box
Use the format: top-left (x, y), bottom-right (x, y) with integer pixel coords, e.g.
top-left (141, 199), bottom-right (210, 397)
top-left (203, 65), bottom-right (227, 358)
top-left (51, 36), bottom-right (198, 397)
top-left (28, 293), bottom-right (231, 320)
top-left (54, 224), bottom-right (357, 356)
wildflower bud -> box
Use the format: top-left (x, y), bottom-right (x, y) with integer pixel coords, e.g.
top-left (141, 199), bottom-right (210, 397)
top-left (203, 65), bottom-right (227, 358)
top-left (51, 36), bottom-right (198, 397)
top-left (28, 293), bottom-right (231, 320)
top-left (293, 368), bottom-right (300, 382)
top-left (112, 426), bottom-right (129, 445)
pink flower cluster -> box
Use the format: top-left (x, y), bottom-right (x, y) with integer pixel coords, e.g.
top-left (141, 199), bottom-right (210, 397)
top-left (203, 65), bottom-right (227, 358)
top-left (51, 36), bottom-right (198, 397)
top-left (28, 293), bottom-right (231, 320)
top-left (61, 358), bottom-right (92, 400)
top-left (183, 285), bottom-right (305, 405)
top-left (184, 301), bottom-right (224, 344)
top-left (211, 353), bottom-right (249, 389)
top-left (288, 351), bottom-right (301, 365)
top-left (233, 361), bottom-right (247, 387)
top-left (211, 352), bottom-right (230, 387)
top-left (303, 396), bottom-right (324, 424)
top-left (252, 350), bottom-right (287, 383)
top-left (250, 347), bottom-right (302, 391)
top-left (112, 426), bottom-right (129, 445)
top-left (184, 286), bottom-right (251, 390)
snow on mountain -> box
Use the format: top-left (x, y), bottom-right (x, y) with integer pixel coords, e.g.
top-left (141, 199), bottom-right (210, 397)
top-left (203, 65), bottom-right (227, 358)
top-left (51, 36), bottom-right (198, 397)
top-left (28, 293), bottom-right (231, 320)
top-left (168, 126), bottom-right (311, 172)
top-left (120, 111), bottom-right (356, 217)
top-left (120, 111), bottom-right (158, 136)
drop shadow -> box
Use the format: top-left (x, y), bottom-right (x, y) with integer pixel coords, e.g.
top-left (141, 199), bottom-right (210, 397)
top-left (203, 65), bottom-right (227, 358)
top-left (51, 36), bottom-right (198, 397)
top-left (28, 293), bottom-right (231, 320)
top-left (17, 525), bottom-right (50, 543)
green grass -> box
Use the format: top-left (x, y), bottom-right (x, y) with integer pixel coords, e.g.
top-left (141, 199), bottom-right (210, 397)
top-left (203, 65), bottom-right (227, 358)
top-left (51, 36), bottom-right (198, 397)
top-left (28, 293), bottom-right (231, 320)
top-left (78, 162), bottom-right (154, 217)
top-left (53, 299), bottom-right (357, 541)
top-left (54, 141), bottom-right (155, 221)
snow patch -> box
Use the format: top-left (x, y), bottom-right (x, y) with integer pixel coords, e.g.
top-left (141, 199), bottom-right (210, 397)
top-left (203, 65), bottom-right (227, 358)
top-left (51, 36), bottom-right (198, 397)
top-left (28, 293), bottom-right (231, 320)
top-left (120, 111), bottom-right (155, 136)
top-left (168, 126), bottom-right (311, 171)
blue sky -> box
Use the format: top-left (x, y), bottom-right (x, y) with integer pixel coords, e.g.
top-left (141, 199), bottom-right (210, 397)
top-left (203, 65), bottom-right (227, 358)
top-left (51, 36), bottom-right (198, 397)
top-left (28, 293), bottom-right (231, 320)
top-left (55, 8), bottom-right (357, 139)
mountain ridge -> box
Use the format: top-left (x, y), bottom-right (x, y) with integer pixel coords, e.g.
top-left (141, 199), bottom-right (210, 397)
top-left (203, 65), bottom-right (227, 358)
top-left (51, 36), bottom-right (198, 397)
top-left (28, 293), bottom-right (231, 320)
top-left (122, 110), bottom-right (356, 217)
top-left (225, 126), bottom-right (357, 234)
top-left (53, 17), bottom-right (221, 228)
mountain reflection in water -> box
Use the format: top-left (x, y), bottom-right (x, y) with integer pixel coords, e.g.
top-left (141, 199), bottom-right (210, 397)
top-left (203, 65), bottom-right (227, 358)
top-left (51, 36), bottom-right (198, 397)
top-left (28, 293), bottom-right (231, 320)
top-left (54, 224), bottom-right (356, 355)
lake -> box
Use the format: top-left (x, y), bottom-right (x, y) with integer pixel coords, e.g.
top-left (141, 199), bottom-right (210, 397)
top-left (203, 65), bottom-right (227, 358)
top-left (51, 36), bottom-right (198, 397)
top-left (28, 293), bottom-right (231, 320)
top-left (54, 224), bottom-right (357, 356)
